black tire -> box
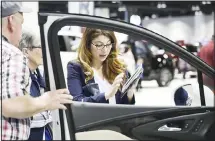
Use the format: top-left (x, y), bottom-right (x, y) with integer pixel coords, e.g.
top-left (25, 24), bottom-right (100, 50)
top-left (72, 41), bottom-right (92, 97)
top-left (157, 68), bottom-right (173, 87)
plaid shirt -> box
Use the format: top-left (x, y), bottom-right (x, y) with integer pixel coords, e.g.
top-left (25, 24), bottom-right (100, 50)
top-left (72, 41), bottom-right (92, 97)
top-left (1, 37), bottom-right (31, 140)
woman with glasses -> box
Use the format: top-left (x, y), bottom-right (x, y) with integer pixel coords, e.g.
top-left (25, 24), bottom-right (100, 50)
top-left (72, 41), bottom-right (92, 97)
top-left (67, 28), bottom-right (135, 104)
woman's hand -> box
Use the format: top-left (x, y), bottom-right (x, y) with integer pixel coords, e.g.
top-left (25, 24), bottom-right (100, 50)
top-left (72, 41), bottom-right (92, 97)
top-left (105, 73), bottom-right (125, 100)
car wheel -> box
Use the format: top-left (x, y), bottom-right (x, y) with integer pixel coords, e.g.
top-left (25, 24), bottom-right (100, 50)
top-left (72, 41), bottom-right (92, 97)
top-left (157, 68), bottom-right (173, 87)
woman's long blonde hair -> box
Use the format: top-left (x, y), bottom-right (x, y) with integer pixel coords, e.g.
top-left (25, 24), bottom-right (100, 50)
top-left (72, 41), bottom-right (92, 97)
top-left (77, 28), bottom-right (126, 84)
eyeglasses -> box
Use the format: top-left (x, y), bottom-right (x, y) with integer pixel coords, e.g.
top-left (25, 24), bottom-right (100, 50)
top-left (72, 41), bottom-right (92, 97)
top-left (22, 46), bottom-right (41, 50)
top-left (91, 42), bottom-right (114, 50)
top-left (32, 46), bottom-right (42, 49)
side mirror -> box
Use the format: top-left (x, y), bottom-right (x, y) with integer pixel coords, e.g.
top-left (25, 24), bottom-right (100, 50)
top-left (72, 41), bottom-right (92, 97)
top-left (173, 83), bottom-right (214, 106)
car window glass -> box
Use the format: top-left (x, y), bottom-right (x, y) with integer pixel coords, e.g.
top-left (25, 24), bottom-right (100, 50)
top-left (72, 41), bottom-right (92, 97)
top-left (57, 26), bottom-right (214, 107)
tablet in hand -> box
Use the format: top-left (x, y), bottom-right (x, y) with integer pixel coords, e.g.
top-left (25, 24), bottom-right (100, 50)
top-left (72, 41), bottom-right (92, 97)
top-left (121, 66), bottom-right (143, 98)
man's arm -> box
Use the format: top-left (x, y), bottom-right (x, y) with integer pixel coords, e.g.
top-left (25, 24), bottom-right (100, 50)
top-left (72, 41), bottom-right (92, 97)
top-left (2, 89), bottom-right (73, 119)
top-left (1, 53), bottom-right (44, 118)
top-left (1, 47), bottom-right (73, 119)
top-left (2, 94), bottom-right (45, 119)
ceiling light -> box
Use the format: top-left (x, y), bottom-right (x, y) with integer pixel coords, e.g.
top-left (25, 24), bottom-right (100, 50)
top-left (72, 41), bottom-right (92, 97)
top-left (202, 1), bottom-right (206, 5)
top-left (162, 3), bottom-right (167, 8)
top-left (207, 1), bottom-right (211, 4)
top-left (192, 5), bottom-right (200, 11)
top-left (130, 15), bottom-right (141, 25)
top-left (157, 3), bottom-right (167, 9)
top-left (118, 6), bottom-right (126, 12)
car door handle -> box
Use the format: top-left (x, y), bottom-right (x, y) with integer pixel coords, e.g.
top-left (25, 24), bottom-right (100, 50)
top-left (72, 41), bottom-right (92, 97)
top-left (158, 124), bottom-right (182, 131)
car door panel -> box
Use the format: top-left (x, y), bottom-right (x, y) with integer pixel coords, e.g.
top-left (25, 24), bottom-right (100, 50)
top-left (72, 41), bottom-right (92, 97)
top-left (38, 13), bottom-right (215, 140)
top-left (132, 111), bottom-right (214, 140)
top-left (71, 103), bottom-right (214, 140)
top-left (71, 102), bottom-right (166, 131)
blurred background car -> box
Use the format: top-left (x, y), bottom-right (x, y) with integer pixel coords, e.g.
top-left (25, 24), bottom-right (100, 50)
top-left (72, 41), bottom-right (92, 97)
top-left (120, 40), bottom-right (175, 87)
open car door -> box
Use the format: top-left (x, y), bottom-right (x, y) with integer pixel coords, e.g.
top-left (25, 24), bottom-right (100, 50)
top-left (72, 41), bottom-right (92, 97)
top-left (38, 13), bottom-right (215, 140)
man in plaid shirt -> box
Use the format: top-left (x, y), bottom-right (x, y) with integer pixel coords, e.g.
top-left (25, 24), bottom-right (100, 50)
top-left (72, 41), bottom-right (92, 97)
top-left (1, 2), bottom-right (73, 140)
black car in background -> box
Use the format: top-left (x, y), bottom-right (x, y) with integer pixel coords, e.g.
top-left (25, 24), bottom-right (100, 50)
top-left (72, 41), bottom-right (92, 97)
top-left (121, 40), bottom-right (175, 87)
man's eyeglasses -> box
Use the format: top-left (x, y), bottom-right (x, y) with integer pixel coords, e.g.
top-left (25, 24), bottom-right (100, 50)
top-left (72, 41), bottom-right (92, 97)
top-left (22, 46), bottom-right (41, 50)
top-left (32, 46), bottom-right (42, 49)
top-left (91, 42), bottom-right (114, 50)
